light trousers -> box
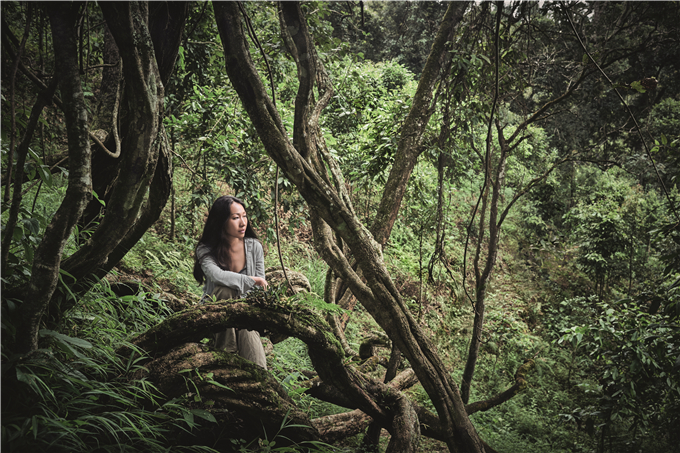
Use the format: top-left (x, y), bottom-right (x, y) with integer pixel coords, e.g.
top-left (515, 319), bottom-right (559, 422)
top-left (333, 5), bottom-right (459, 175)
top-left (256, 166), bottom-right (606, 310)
top-left (211, 285), bottom-right (267, 369)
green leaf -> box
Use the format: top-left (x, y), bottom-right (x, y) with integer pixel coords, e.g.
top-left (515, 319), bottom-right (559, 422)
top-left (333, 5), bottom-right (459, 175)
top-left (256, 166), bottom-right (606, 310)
top-left (27, 148), bottom-right (53, 187)
top-left (190, 409), bottom-right (217, 423)
top-left (16, 367), bottom-right (35, 386)
top-left (32, 415), bottom-right (39, 440)
top-left (92, 190), bottom-right (106, 207)
top-left (39, 329), bottom-right (93, 349)
top-left (207, 380), bottom-right (233, 391)
top-left (630, 80), bottom-right (646, 93)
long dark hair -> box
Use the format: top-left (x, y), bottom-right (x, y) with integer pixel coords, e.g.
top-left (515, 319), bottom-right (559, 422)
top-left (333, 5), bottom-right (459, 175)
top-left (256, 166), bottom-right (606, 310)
top-left (193, 195), bottom-right (258, 284)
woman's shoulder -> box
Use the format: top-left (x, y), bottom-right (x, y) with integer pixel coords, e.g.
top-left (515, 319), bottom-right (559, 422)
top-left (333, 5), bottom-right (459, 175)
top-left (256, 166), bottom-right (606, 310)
top-left (245, 237), bottom-right (262, 247)
top-left (245, 237), bottom-right (263, 253)
top-left (196, 243), bottom-right (212, 259)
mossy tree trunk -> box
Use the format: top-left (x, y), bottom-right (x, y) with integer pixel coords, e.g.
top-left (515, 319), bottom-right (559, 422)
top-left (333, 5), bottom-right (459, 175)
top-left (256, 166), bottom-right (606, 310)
top-left (54, 2), bottom-right (186, 309)
top-left (130, 290), bottom-right (523, 450)
top-left (81, 3), bottom-right (188, 232)
top-left (130, 298), bottom-right (424, 451)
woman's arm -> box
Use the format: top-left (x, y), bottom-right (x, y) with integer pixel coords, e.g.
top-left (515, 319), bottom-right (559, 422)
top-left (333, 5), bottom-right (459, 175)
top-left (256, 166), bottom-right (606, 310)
top-left (198, 248), bottom-right (255, 295)
top-left (253, 240), bottom-right (265, 278)
top-left (249, 240), bottom-right (268, 289)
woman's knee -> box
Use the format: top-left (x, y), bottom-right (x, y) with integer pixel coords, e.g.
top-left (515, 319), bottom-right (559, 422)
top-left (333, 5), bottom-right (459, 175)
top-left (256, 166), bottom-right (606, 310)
top-left (211, 285), bottom-right (239, 301)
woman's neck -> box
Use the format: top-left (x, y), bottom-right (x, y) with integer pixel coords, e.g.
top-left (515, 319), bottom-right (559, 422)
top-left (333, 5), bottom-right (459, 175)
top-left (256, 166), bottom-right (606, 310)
top-left (223, 235), bottom-right (243, 248)
top-left (222, 236), bottom-right (246, 272)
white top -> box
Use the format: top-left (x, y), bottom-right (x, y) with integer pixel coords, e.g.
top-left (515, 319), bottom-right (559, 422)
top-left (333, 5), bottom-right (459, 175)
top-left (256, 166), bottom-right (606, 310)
top-left (196, 237), bottom-right (265, 302)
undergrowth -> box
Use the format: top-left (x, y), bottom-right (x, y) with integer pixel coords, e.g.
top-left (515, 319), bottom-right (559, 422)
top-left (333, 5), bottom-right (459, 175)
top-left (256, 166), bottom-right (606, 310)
top-left (1, 284), bottom-right (216, 453)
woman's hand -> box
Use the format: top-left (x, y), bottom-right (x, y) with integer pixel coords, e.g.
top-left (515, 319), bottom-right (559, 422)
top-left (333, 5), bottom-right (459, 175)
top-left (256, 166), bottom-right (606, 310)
top-left (252, 276), bottom-right (268, 290)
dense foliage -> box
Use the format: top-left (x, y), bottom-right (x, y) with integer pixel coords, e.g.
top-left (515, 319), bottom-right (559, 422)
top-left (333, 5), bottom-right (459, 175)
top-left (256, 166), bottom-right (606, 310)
top-left (2, 1), bottom-right (679, 452)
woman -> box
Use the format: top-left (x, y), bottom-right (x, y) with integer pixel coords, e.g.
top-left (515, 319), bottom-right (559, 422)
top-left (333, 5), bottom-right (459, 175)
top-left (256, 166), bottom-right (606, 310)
top-left (193, 195), bottom-right (268, 369)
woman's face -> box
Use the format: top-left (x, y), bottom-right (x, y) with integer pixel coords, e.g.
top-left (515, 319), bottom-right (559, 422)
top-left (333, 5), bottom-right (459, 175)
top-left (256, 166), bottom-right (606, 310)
top-left (223, 202), bottom-right (248, 239)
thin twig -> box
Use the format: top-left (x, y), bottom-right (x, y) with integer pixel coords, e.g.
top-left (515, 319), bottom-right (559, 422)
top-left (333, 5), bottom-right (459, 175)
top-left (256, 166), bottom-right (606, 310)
top-left (170, 148), bottom-right (198, 178)
top-left (86, 62), bottom-right (120, 70)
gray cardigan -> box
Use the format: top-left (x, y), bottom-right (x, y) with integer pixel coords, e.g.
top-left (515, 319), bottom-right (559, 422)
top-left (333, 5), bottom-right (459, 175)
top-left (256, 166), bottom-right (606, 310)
top-left (197, 237), bottom-right (265, 302)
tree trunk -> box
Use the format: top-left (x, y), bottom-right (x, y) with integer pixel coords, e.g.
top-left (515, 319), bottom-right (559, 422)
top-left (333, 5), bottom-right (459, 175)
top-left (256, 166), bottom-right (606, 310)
top-left (14, 3), bottom-right (92, 353)
top-left (213, 2), bottom-right (485, 452)
top-left (56, 1), bottom-right (174, 306)
top-left (361, 344), bottom-right (403, 451)
top-left (82, 3), bottom-right (186, 232)
top-left (148, 1), bottom-right (188, 88)
top-left (138, 343), bottom-right (321, 449)
top-left (81, 20), bottom-right (122, 229)
top-left (129, 296), bottom-right (426, 450)
top-left (92, 21), bottom-right (121, 131)
top-left (370, 2), bottom-right (467, 248)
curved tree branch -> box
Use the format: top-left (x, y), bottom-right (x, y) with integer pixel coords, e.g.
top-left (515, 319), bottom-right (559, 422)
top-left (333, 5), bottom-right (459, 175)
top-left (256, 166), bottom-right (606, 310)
top-left (58, 1), bottom-right (165, 292)
top-left (130, 297), bottom-right (420, 449)
top-left (371, 1), bottom-right (469, 248)
top-left (213, 2), bottom-right (485, 451)
top-left (465, 359), bottom-right (535, 415)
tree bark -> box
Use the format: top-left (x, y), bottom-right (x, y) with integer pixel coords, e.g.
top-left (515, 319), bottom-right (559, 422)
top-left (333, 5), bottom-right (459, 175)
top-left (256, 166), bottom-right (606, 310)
top-left (139, 343), bottom-right (321, 449)
top-left (74, 2), bottom-right (186, 288)
top-left (148, 1), bottom-right (188, 87)
top-left (81, 20), bottom-right (122, 228)
top-left (92, 21), bottom-right (121, 131)
top-left (82, 3), bottom-right (186, 231)
top-left (80, 126), bottom-right (173, 288)
top-left (128, 289), bottom-right (427, 450)
top-left (56, 2), bottom-right (169, 303)
top-left (361, 343), bottom-right (403, 451)
top-left (14, 3), bottom-right (92, 353)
